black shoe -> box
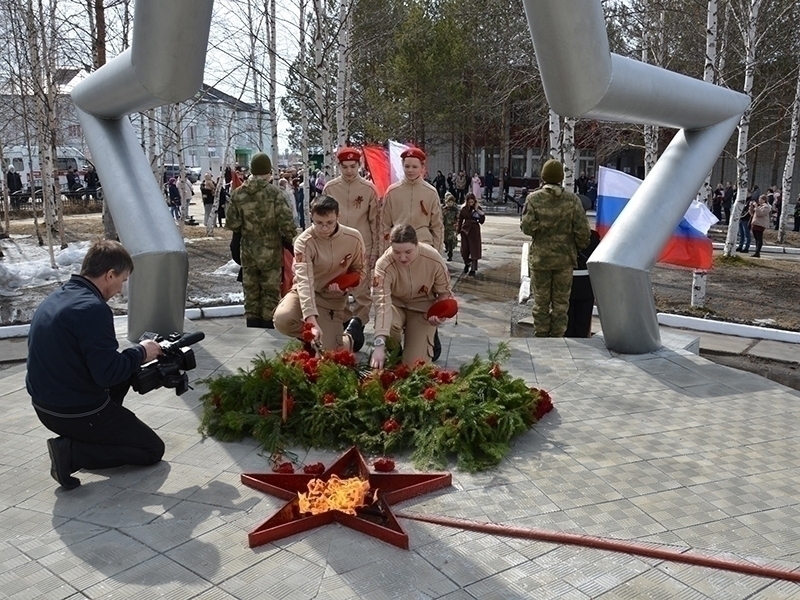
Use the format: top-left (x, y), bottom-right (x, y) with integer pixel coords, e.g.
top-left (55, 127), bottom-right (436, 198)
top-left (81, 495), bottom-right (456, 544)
top-left (47, 438), bottom-right (80, 490)
top-left (344, 317), bottom-right (364, 352)
top-left (262, 319), bottom-right (274, 329)
top-left (447, 252), bottom-right (453, 261)
top-left (432, 330), bottom-right (442, 362)
top-left (735, 247), bottom-right (743, 252)
top-left (752, 253), bottom-right (760, 258)
top-left (468, 270), bottom-right (476, 277)
top-left (463, 265), bottom-right (470, 274)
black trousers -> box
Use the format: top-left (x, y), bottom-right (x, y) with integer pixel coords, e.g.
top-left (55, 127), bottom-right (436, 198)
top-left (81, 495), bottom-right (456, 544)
top-left (566, 276), bottom-right (594, 338)
top-left (35, 382), bottom-right (164, 473)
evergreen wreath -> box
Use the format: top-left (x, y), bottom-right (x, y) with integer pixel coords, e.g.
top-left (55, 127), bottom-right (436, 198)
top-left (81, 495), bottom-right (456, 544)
top-left (198, 341), bottom-right (553, 472)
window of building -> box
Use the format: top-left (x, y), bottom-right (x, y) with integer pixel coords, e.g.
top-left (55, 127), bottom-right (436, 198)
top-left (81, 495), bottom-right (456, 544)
top-left (208, 147), bottom-right (217, 158)
top-left (56, 157), bottom-right (78, 171)
top-left (186, 126), bottom-right (196, 140)
top-left (67, 124), bottom-right (81, 138)
top-left (511, 151), bottom-right (526, 178)
top-left (12, 158), bottom-right (24, 172)
top-left (578, 149), bottom-right (596, 177)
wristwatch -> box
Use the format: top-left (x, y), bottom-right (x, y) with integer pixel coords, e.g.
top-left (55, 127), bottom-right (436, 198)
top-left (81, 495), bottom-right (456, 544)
top-left (373, 337), bottom-right (386, 347)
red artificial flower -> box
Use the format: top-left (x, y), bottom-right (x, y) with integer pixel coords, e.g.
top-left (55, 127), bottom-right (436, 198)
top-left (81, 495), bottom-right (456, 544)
top-left (303, 462), bottom-right (326, 475)
top-left (436, 370), bottom-right (456, 384)
top-left (384, 390), bottom-right (400, 404)
top-left (382, 418), bottom-right (401, 433)
top-left (328, 349), bottom-right (356, 367)
top-left (422, 387), bottom-right (437, 401)
top-left (272, 461), bottom-right (295, 474)
top-left (258, 405), bottom-right (270, 417)
top-left (379, 370), bottom-right (396, 389)
top-left (303, 357), bottom-right (320, 381)
top-left (490, 364), bottom-right (503, 379)
top-left (412, 359), bottom-right (427, 370)
top-left (373, 458), bottom-right (395, 472)
top-left (322, 393), bottom-right (336, 406)
top-left (534, 396), bottom-right (554, 420)
top-left (394, 364), bottom-right (411, 379)
top-left (301, 322), bottom-right (316, 343)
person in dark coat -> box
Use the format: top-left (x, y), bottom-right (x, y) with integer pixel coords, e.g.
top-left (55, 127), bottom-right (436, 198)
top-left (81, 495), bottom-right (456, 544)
top-left (433, 170), bottom-right (447, 200)
top-left (457, 192), bottom-right (485, 276)
top-left (566, 196), bottom-right (601, 337)
top-left (6, 165), bottom-right (22, 209)
top-left (483, 171), bottom-right (495, 202)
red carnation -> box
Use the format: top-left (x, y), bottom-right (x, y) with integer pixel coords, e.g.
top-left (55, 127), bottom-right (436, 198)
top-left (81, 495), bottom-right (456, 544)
top-left (534, 395), bottom-right (554, 420)
top-left (258, 405), bottom-right (270, 417)
top-left (303, 357), bottom-right (320, 381)
top-left (412, 359), bottom-right (427, 370)
top-left (422, 387), bottom-right (437, 401)
top-left (373, 458), bottom-right (395, 472)
top-left (490, 364), bottom-right (503, 379)
top-left (394, 364), bottom-right (411, 379)
top-left (329, 349), bottom-right (356, 367)
top-left (301, 322), bottom-right (316, 343)
top-left (272, 461), bottom-right (295, 474)
top-left (285, 395), bottom-right (296, 414)
top-left (322, 393), bottom-right (336, 406)
top-left (436, 370), bottom-right (456, 384)
top-left (384, 390), bottom-right (400, 404)
top-left (379, 371), bottom-right (396, 389)
top-left (303, 462), bottom-right (325, 475)
top-left (382, 418), bottom-right (401, 433)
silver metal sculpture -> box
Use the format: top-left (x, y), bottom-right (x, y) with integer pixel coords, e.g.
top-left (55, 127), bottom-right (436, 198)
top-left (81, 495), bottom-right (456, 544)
top-left (71, 0), bottom-right (214, 341)
top-left (522, 0), bottom-right (749, 353)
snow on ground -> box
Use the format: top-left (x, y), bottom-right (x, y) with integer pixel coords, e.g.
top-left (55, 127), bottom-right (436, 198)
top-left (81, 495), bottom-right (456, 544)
top-left (0, 236), bottom-right (90, 295)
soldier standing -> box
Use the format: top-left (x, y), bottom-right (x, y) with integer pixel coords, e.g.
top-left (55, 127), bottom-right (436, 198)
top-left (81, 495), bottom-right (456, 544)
top-left (273, 196), bottom-right (366, 352)
top-left (322, 147), bottom-right (380, 349)
top-left (225, 152), bottom-right (298, 328)
top-left (521, 159), bottom-right (590, 337)
top-left (442, 192), bottom-right (459, 261)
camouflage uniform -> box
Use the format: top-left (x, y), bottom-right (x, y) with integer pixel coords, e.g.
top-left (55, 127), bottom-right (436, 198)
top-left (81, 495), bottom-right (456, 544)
top-left (442, 203), bottom-right (459, 260)
top-left (225, 177), bottom-right (298, 322)
top-left (521, 184), bottom-right (591, 337)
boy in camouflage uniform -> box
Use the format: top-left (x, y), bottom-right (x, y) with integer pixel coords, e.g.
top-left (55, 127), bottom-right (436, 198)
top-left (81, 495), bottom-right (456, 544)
top-left (226, 152), bottom-right (298, 328)
top-left (442, 192), bottom-right (459, 261)
top-left (521, 159), bottom-right (591, 337)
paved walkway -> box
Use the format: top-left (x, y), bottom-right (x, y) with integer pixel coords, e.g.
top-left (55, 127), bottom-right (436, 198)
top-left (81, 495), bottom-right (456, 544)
top-left (4, 316), bottom-right (800, 599)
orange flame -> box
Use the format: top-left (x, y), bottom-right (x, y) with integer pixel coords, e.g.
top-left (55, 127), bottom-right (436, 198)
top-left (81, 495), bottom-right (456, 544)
top-left (298, 475), bottom-right (373, 516)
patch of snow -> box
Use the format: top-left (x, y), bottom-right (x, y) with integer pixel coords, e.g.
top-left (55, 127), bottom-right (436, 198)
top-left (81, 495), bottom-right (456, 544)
top-left (0, 238), bottom-right (90, 293)
top-left (213, 259), bottom-right (240, 277)
top-left (189, 291), bottom-right (244, 306)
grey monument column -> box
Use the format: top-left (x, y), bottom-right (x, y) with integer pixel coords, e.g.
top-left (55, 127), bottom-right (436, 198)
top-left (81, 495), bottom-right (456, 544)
top-left (522, 0), bottom-right (749, 353)
top-left (71, 0), bottom-right (214, 341)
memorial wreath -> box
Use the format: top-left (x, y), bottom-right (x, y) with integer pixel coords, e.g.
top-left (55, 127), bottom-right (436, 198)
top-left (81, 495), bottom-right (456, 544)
top-left (199, 341), bottom-right (552, 472)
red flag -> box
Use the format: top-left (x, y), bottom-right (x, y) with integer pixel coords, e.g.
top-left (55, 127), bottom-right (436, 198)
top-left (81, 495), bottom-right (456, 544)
top-left (362, 145), bottom-right (391, 198)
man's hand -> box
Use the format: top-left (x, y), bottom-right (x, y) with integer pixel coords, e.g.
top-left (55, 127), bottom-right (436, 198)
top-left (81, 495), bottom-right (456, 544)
top-left (428, 315), bottom-right (446, 326)
top-left (370, 346), bottom-right (386, 369)
top-left (140, 340), bottom-right (163, 363)
top-left (326, 283), bottom-right (347, 295)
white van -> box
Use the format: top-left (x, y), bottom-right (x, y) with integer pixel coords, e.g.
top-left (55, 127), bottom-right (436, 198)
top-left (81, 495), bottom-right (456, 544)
top-left (3, 146), bottom-right (90, 192)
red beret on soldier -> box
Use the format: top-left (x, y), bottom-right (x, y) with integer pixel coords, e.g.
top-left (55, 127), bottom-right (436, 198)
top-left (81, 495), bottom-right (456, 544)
top-left (400, 147), bottom-right (427, 162)
top-left (336, 146), bottom-right (362, 163)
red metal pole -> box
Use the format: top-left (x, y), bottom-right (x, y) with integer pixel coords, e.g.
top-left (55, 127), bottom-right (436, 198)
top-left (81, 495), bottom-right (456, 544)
top-left (395, 512), bottom-right (800, 583)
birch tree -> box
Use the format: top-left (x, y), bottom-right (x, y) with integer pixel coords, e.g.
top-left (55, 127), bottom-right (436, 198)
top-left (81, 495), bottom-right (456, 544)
top-left (777, 65), bottom-right (800, 243)
top-left (266, 0), bottom-right (279, 172)
top-left (334, 0), bottom-right (352, 151)
top-left (313, 0), bottom-right (332, 175)
top-left (562, 117), bottom-right (576, 191)
top-left (723, 0), bottom-right (762, 256)
top-left (548, 109), bottom-right (561, 161)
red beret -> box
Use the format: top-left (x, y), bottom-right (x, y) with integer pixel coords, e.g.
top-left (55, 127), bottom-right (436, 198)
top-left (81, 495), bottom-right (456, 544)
top-left (400, 147), bottom-right (426, 162)
top-left (330, 272), bottom-right (361, 290)
top-left (336, 147), bottom-right (361, 163)
top-left (426, 297), bottom-right (458, 319)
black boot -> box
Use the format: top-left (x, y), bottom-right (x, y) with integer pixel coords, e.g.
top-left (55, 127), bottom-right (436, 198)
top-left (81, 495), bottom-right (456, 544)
top-left (344, 317), bottom-right (364, 352)
top-left (247, 317), bottom-right (274, 328)
top-left (47, 438), bottom-right (80, 490)
top-left (432, 330), bottom-right (442, 361)
top-left (463, 263), bottom-right (470, 274)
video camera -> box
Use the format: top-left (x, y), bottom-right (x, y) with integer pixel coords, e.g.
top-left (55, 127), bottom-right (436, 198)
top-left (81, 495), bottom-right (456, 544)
top-left (131, 331), bottom-right (205, 396)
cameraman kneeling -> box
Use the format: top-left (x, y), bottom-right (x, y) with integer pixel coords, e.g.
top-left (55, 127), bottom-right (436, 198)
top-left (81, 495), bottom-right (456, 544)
top-left (26, 240), bottom-right (164, 490)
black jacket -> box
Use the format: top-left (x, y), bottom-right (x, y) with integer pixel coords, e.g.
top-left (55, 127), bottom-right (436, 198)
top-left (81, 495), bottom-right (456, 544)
top-left (26, 275), bottom-right (145, 414)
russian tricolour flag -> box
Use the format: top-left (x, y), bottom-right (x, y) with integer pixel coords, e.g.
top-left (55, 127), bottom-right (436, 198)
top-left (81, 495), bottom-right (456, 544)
top-left (596, 166), bottom-right (717, 270)
top-left (362, 141), bottom-right (412, 198)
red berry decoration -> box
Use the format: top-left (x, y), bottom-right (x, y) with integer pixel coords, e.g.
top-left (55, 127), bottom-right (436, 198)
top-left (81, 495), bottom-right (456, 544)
top-left (379, 371), bottom-right (396, 389)
top-left (373, 458), bottom-right (395, 472)
top-left (302, 462), bottom-right (326, 475)
top-left (384, 390), bottom-right (400, 404)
